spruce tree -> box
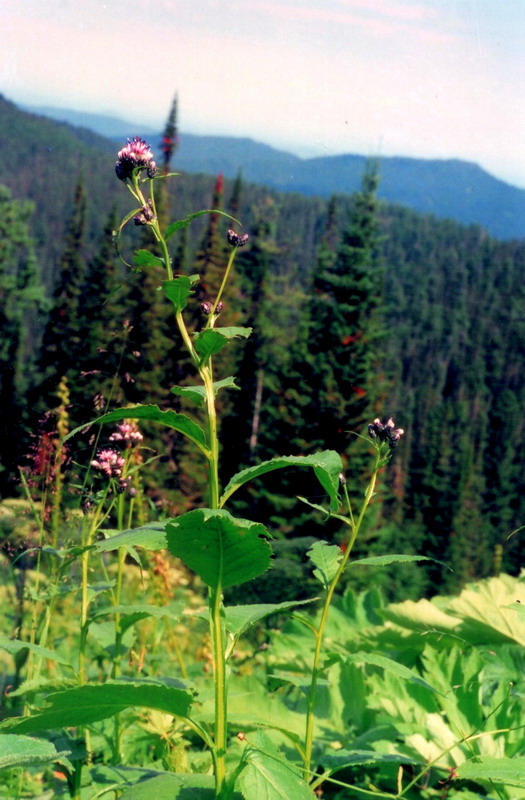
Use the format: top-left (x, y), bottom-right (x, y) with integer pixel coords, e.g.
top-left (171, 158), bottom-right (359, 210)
top-left (33, 176), bottom-right (88, 419)
top-left (254, 165), bottom-right (384, 533)
top-left (0, 186), bottom-right (46, 493)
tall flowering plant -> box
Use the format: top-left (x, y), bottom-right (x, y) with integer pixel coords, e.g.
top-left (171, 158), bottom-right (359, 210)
top-left (2, 138), bottom-right (412, 800)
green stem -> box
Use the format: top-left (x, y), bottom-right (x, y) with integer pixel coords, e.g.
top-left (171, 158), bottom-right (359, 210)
top-left (303, 451), bottom-right (381, 780)
top-left (205, 248), bottom-right (237, 327)
top-left (202, 363), bottom-right (228, 797)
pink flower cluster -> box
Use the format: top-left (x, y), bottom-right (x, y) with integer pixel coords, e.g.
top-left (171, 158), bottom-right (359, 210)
top-left (109, 421), bottom-right (144, 445)
top-left (91, 448), bottom-right (126, 478)
top-left (115, 137), bottom-right (158, 182)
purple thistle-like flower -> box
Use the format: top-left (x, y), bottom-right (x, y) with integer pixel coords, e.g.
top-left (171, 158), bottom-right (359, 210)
top-left (109, 421), bottom-right (144, 445)
top-left (115, 137), bottom-right (158, 182)
top-left (368, 417), bottom-right (404, 449)
top-left (91, 448), bottom-right (126, 478)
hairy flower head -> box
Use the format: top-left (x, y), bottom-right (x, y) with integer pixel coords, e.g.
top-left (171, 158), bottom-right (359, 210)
top-left (109, 421), bottom-right (144, 445)
top-left (91, 448), bottom-right (126, 478)
top-left (115, 137), bottom-right (158, 182)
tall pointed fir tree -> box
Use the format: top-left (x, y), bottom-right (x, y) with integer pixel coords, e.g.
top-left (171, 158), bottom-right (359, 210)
top-left (0, 186), bottom-right (47, 493)
top-left (76, 207), bottom-right (129, 414)
top-left (257, 164), bottom-right (385, 534)
top-left (32, 176), bottom-right (88, 421)
top-left (160, 93), bottom-right (178, 172)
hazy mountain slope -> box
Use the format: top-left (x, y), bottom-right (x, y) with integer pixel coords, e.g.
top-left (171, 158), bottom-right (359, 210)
top-left (25, 103), bottom-right (525, 240)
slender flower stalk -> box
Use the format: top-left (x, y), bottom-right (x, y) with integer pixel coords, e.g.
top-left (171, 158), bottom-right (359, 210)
top-left (114, 141), bottom-right (241, 796)
top-left (303, 426), bottom-right (403, 780)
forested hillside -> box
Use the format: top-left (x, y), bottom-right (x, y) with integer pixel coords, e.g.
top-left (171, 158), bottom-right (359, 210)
top-left (24, 100), bottom-right (525, 240)
top-left (1, 94), bottom-right (524, 598)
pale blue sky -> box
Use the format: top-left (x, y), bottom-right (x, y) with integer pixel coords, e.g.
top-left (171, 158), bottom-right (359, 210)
top-left (3, 0), bottom-right (525, 187)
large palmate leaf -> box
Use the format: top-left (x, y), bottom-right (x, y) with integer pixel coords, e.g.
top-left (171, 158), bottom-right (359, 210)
top-left (0, 635), bottom-right (72, 667)
top-left (237, 730), bottom-right (316, 800)
top-left (0, 734), bottom-right (69, 769)
top-left (221, 451), bottom-right (342, 510)
top-left (163, 275), bottom-right (199, 313)
top-left (63, 405), bottom-right (209, 454)
top-left (0, 679), bottom-right (194, 734)
top-left (166, 509), bottom-right (271, 590)
top-left (170, 376), bottom-right (239, 406)
top-left (307, 541), bottom-right (343, 589)
top-left (456, 756), bottom-right (525, 789)
top-left (194, 327), bottom-right (252, 363)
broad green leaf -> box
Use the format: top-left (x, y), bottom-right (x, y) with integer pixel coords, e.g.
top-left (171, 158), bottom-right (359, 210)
top-left (93, 603), bottom-right (182, 634)
top-left (456, 756), bottom-right (525, 788)
top-left (0, 734), bottom-right (69, 769)
top-left (121, 773), bottom-right (218, 799)
top-left (0, 679), bottom-right (194, 734)
top-left (221, 451), bottom-right (343, 511)
top-left (238, 730), bottom-right (316, 799)
top-left (166, 509), bottom-right (272, 590)
top-left (194, 327), bottom-right (252, 363)
top-left (223, 599), bottom-right (318, 639)
top-left (163, 275), bottom-right (199, 313)
top-left (447, 575), bottom-right (525, 646)
top-left (164, 209), bottom-right (240, 241)
top-left (170, 376), bottom-right (240, 406)
top-left (344, 652), bottom-right (441, 694)
top-left (307, 541), bottom-right (343, 588)
top-left (134, 249), bottom-right (165, 269)
top-left (350, 554), bottom-right (452, 570)
top-left (320, 749), bottom-right (419, 771)
top-left (95, 523), bottom-right (167, 552)
top-left (63, 405), bottom-right (209, 454)
top-left (0, 635), bottom-right (72, 667)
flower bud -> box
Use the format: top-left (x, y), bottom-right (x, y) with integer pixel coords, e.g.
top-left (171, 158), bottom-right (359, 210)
top-left (227, 229), bottom-right (249, 247)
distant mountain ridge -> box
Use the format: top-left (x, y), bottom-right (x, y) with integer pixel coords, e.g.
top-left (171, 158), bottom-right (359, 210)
top-left (21, 103), bottom-right (525, 240)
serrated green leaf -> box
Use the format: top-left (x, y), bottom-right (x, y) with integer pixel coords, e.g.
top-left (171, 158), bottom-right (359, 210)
top-left (170, 376), bottom-right (240, 406)
top-left (194, 327), bottom-right (252, 363)
top-left (344, 652), bottom-right (441, 694)
top-left (166, 509), bottom-right (272, 590)
top-left (93, 603), bottom-right (182, 634)
top-left (0, 635), bottom-right (72, 667)
top-left (133, 249), bottom-right (165, 269)
top-left (307, 541), bottom-right (343, 589)
top-left (120, 773), bottom-right (218, 799)
top-left (0, 679), bottom-right (194, 734)
top-left (162, 275), bottom-right (199, 313)
top-left (456, 756), bottom-right (525, 788)
top-left (221, 451), bottom-right (342, 511)
top-left (223, 599), bottom-right (318, 639)
top-left (320, 749), bottom-right (419, 771)
top-left (0, 734), bottom-right (69, 769)
top-left (94, 523), bottom-right (167, 552)
top-left (350, 554), bottom-right (451, 570)
top-left (63, 405), bottom-right (209, 455)
top-left (238, 730), bottom-right (316, 799)
top-left (164, 209), bottom-right (240, 241)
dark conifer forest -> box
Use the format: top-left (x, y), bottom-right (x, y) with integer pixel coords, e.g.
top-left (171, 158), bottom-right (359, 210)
top-left (1, 94), bottom-right (524, 599)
